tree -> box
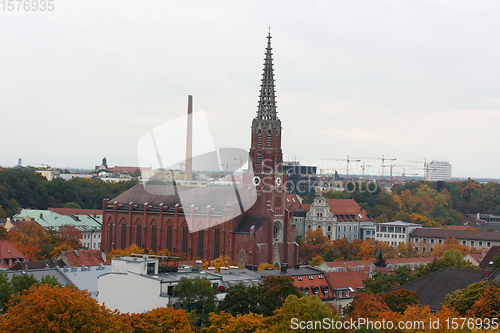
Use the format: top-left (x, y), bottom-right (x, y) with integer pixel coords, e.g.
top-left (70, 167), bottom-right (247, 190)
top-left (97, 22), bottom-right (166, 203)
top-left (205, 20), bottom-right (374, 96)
top-left (467, 283), bottom-right (500, 318)
top-left (308, 254), bottom-right (324, 266)
top-left (374, 250), bottom-right (386, 267)
top-left (218, 283), bottom-right (263, 316)
top-left (203, 311), bottom-right (268, 333)
top-left (64, 202), bottom-right (82, 209)
top-left (0, 284), bottom-right (129, 332)
top-left (382, 289), bottom-right (419, 313)
top-left (128, 306), bottom-right (193, 333)
top-left (346, 293), bottom-right (389, 319)
top-left (257, 263), bottom-right (277, 271)
top-left (260, 275), bottom-right (302, 317)
top-left (493, 256), bottom-right (500, 271)
top-left (0, 272), bottom-right (11, 313)
top-left (415, 249), bottom-right (478, 279)
top-left (173, 277), bottom-right (217, 326)
top-left (269, 295), bottom-right (338, 333)
top-left (201, 255), bottom-right (235, 273)
top-left (430, 238), bottom-right (474, 257)
top-left (362, 272), bottom-right (398, 294)
top-left (444, 280), bottom-right (489, 315)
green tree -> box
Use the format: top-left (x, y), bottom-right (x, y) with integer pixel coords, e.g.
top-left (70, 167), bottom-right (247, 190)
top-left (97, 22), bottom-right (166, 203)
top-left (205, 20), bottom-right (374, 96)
top-left (415, 249), bottom-right (478, 279)
top-left (382, 289), bottom-right (419, 313)
top-left (269, 294), bottom-right (339, 333)
top-left (173, 277), bottom-right (217, 326)
top-left (444, 280), bottom-right (490, 315)
top-left (218, 283), bottom-right (263, 316)
top-left (493, 256), bottom-right (500, 271)
top-left (0, 272), bottom-right (12, 313)
top-left (64, 201), bottom-right (82, 209)
top-left (374, 250), bottom-right (386, 267)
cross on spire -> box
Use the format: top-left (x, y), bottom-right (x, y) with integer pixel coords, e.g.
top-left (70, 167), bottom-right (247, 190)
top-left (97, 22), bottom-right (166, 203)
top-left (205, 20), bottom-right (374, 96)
top-left (256, 31), bottom-right (277, 121)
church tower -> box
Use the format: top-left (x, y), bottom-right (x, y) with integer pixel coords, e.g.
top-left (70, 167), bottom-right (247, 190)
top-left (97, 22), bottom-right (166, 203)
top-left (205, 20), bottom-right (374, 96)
top-left (247, 31), bottom-right (291, 267)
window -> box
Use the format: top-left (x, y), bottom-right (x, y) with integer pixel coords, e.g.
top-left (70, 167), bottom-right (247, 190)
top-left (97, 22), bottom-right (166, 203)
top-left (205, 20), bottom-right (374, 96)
top-left (479, 241), bottom-right (483, 247)
top-left (257, 131), bottom-right (262, 148)
top-left (430, 239), bottom-right (434, 244)
top-left (415, 238), bottom-right (419, 244)
top-left (438, 239), bottom-right (442, 244)
top-left (266, 131), bottom-right (272, 148)
top-left (308, 275), bottom-right (314, 280)
top-left (147, 262), bottom-right (155, 275)
top-left (308, 225), bottom-right (312, 229)
top-left (487, 242), bottom-right (491, 247)
top-left (297, 276), bottom-right (303, 281)
top-left (257, 151), bottom-right (261, 165)
top-left (327, 226), bottom-right (331, 232)
top-left (471, 241), bottom-right (475, 247)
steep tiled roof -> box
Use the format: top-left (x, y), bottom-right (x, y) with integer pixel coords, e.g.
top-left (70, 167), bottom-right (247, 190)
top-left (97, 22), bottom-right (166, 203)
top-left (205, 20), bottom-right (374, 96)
top-left (326, 271), bottom-right (369, 293)
top-left (326, 199), bottom-right (373, 222)
top-left (410, 228), bottom-right (500, 241)
top-left (294, 273), bottom-right (332, 300)
top-left (234, 216), bottom-right (268, 234)
top-left (0, 240), bottom-right (26, 268)
top-left (392, 268), bottom-right (486, 312)
top-left (58, 249), bottom-right (110, 267)
top-left (109, 184), bottom-right (246, 211)
top-left (479, 246), bottom-right (500, 270)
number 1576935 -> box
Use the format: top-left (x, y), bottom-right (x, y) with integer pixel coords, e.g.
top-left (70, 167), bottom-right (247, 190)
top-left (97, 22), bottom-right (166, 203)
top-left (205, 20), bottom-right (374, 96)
top-left (2, 0), bottom-right (54, 11)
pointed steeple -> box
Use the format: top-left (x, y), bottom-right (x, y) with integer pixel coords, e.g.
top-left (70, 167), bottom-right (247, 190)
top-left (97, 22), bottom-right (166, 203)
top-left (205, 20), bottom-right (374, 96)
top-left (256, 31), bottom-right (277, 120)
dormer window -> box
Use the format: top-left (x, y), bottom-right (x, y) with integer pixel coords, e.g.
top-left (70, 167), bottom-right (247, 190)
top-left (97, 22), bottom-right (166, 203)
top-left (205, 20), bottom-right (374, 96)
top-left (308, 275), bottom-right (314, 280)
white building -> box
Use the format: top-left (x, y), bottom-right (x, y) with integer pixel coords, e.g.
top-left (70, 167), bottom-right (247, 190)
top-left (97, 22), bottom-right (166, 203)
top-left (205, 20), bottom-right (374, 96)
top-left (375, 221), bottom-right (422, 247)
top-left (428, 161), bottom-right (452, 181)
top-left (98, 256), bottom-right (260, 314)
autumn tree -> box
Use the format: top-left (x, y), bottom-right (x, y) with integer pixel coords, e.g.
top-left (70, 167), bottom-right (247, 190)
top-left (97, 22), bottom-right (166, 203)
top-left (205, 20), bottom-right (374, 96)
top-left (415, 249), bottom-right (478, 279)
top-left (128, 306), bottom-right (193, 333)
top-left (431, 237), bottom-right (475, 257)
top-left (346, 293), bottom-right (389, 319)
top-left (443, 280), bottom-right (489, 315)
top-left (203, 311), bottom-right (268, 333)
top-left (0, 284), bottom-right (129, 332)
top-left (201, 255), bottom-right (235, 273)
top-left (257, 263), bottom-right (277, 271)
top-left (382, 289), bottom-right (419, 313)
top-left (299, 228), bottom-right (330, 263)
top-left (467, 283), bottom-right (500, 318)
top-left (260, 275), bottom-right (302, 317)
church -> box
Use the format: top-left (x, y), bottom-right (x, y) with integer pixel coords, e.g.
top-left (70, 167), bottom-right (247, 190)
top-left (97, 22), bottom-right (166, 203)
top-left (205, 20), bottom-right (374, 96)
top-left (100, 32), bottom-right (299, 267)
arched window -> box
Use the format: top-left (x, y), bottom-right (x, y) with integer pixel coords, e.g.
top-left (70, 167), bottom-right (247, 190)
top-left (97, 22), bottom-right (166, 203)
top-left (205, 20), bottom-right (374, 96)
top-left (257, 131), bottom-right (262, 148)
top-left (166, 221), bottom-right (173, 252)
top-left (181, 221), bottom-right (188, 254)
top-left (150, 220), bottom-right (157, 251)
top-left (135, 219), bottom-right (142, 248)
top-left (266, 131), bottom-right (272, 148)
top-left (120, 219), bottom-right (127, 249)
top-left (214, 229), bottom-right (221, 259)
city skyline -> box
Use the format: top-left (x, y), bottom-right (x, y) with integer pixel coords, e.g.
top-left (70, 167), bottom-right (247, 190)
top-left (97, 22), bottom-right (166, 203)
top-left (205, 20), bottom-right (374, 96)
top-left (2, 1), bottom-right (500, 179)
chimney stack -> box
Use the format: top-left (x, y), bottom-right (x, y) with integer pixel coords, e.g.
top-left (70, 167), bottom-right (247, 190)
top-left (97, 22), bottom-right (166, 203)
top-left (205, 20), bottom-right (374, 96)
top-left (185, 95), bottom-right (193, 180)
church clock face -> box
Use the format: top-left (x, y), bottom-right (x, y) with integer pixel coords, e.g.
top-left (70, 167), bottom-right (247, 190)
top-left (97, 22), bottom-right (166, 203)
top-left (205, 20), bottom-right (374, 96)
top-left (275, 177), bottom-right (282, 186)
top-left (252, 176), bottom-right (261, 186)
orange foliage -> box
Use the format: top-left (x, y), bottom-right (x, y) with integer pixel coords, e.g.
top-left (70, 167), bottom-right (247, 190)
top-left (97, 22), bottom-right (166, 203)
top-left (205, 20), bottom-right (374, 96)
top-left (258, 263), bottom-right (278, 271)
top-left (108, 244), bottom-right (149, 259)
top-left (128, 306), bottom-right (193, 333)
top-left (467, 283), bottom-right (500, 318)
top-left (0, 284), bottom-right (129, 332)
top-left (203, 311), bottom-right (267, 333)
top-left (56, 225), bottom-right (82, 249)
top-left (431, 237), bottom-right (478, 257)
top-left (308, 254), bottom-right (324, 266)
top-left (201, 255), bottom-right (237, 273)
top-left (7, 223), bottom-right (45, 260)
top-left (347, 293), bottom-right (389, 319)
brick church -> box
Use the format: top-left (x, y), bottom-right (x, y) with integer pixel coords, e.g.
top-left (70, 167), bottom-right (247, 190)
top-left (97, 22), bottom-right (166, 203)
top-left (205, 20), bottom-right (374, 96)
top-left (101, 32), bottom-right (298, 267)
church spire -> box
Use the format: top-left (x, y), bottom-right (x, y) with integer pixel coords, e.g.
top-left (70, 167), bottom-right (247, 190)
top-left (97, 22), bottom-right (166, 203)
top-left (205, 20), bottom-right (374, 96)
top-left (256, 31), bottom-right (277, 120)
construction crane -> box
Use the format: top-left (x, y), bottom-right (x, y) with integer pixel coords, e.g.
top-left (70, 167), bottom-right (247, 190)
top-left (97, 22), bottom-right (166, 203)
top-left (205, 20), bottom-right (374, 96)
top-left (360, 162), bottom-right (373, 181)
top-left (392, 168), bottom-right (419, 182)
top-left (359, 155), bottom-right (396, 180)
top-left (320, 155), bottom-right (360, 179)
top-left (403, 159), bottom-right (428, 180)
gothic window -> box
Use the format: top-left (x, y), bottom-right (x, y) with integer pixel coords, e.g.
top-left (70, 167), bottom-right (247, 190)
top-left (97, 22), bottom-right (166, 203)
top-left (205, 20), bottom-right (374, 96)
top-left (151, 222), bottom-right (157, 251)
top-left (197, 231), bottom-right (204, 258)
top-left (257, 151), bottom-right (261, 165)
top-left (166, 223), bottom-right (173, 252)
top-left (266, 131), bottom-right (272, 148)
top-left (135, 224), bottom-right (142, 248)
top-left (276, 134), bottom-right (279, 149)
top-left (181, 223), bottom-right (188, 254)
top-left (120, 223), bottom-right (127, 249)
top-left (214, 229), bottom-right (221, 258)
top-left (257, 131), bottom-right (262, 148)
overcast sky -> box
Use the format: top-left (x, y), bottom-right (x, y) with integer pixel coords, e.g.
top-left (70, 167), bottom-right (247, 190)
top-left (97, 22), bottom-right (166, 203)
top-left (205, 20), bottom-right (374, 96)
top-left (1, 1), bottom-right (500, 179)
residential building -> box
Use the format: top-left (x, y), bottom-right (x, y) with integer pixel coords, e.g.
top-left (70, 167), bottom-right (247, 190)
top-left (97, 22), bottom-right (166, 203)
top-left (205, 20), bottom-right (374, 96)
top-left (57, 249), bottom-right (110, 267)
top-left (317, 257), bottom-right (438, 274)
top-left (13, 209), bottom-right (102, 249)
top-left (427, 161), bottom-right (451, 181)
top-left (478, 246), bottom-right (500, 270)
top-left (324, 271), bottom-right (369, 307)
top-left (374, 221), bottom-right (422, 247)
top-left (290, 196), bottom-right (375, 240)
top-left (409, 228), bottom-right (500, 253)
top-left (0, 240), bottom-right (26, 269)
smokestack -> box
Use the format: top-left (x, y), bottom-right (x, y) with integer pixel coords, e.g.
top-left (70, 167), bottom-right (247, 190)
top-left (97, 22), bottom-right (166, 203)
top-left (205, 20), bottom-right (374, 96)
top-left (185, 95), bottom-right (193, 180)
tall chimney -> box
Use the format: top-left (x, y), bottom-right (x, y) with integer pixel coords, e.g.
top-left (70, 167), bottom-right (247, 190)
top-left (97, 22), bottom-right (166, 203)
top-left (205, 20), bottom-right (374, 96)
top-left (185, 95), bottom-right (193, 180)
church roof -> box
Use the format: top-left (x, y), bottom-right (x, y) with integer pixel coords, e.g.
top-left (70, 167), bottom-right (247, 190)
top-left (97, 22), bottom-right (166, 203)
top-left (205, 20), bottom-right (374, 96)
top-left (109, 184), bottom-right (245, 211)
top-left (234, 216), bottom-right (268, 234)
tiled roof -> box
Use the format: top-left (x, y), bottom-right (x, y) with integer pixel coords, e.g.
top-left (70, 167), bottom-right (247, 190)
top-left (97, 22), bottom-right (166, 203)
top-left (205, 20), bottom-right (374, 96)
top-left (479, 246), bottom-right (500, 270)
top-left (392, 268), bottom-right (486, 312)
top-left (109, 184), bottom-right (246, 212)
top-left (325, 271), bottom-right (369, 292)
top-left (234, 216), bottom-right (268, 234)
top-left (326, 199), bottom-right (373, 222)
top-left (445, 225), bottom-right (470, 231)
top-left (58, 249), bottom-right (110, 267)
top-left (294, 273), bottom-right (332, 300)
top-left (0, 240), bottom-right (26, 268)
top-left (321, 257), bottom-right (439, 270)
top-left (410, 228), bottom-right (500, 241)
